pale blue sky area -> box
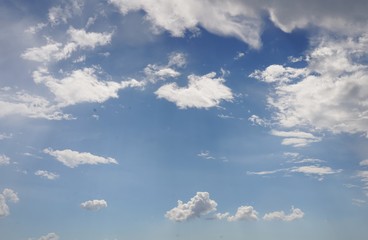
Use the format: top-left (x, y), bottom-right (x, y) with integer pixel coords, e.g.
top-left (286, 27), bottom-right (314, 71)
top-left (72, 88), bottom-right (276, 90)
top-left (0, 1), bottom-right (368, 240)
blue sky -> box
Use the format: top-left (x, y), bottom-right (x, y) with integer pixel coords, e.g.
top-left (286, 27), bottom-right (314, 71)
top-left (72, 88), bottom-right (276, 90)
top-left (1, 0), bottom-right (368, 239)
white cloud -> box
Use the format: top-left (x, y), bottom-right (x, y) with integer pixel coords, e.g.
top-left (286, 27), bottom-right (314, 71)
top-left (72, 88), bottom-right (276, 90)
top-left (155, 72), bottom-right (233, 109)
top-left (250, 65), bottom-right (307, 83)
top-left (248, 115), bottom-right (269, 127)
top-left (35, 233), bottom-right (60, 240)
top-left (25, 23), bottom-right (47, 34)
top-left (290, 158), bottom-right (325, 164)
top-left (48, 0), bottom-right (83, 25)
top-left (67, 27), bottom-right (112, 48)
top-left (0, 188), bottom-right (19, 217)
top-left (110, 0), bottom-right (263, 48)
top-left (0, 155), bottom-right (10, 166)
top-left (168, 52), bottom-right (187, 68)
top-left (247, 169), bottom-right (286, 176)
top-left (80, 199), bottom-right (108, 211)
top-left (270, 130), bottom-right (321, 147)
top-left (43, 148), bottom-right (118, 168)
top-left (234, 52), bottom-right (245, 60)
top-left (35, 170), bottom-right (60, 180)
top-left (253, 35), bottom-right (368, 137)
top-left (357, 171), bottom-right (368, 197)
top-left (0, 133), bottom-right (13, 140)
top-left (290, 165), bottom-right (342, 180)
top-left (0, 88), bottom-right (71, 120)
top-left (33, 67), bottom-right (144, 107)
top-left (165, 192), bottom-right (217, 222)
top-left (197, 150), bottom-right (215, 160)
top-left (352, 198), bottom-right (366, 206)
top-left (263, 207), bottom-right (304, 221)
top-left (22, 28), bottom-right (112, 63)
top-left (360, 159), bottom-right (368, 166)
top-left (227, 205), bottom-right (258, 222)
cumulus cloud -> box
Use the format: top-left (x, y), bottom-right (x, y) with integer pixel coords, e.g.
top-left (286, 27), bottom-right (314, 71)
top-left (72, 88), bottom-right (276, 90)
top-left (270, 130), bottom-right (321, 147)
top-left (35, 170), bottom-right (60, 180)
top-left (80, 199), bottom-right (108, 211)
top-left (33, 67), bottom-right (144, 107)
top-left (143, 52), bottom-right (186, 83)
top-left (0, 154), bottom-right (10, 166)
top-left (109, 0), bottom-right (263, 48)
top-left (155, 72), bottom-right (233, 109)
top-left (263, 207), bottom-right (304, 221)
top-left (165, 192), bottom-right (217, 222)
top-left (252, 35), bottom-right (368, 137)
top-left (0, 88), bottom-right (72, 120)
top-left (22, 28), bottom-right (112, 63)
top-left (250, 65), bottom-right (307, 83)
top-left (0, 188), bottom-right (19, 217)
top-left (48, 0), bottom-right (83, 25)
top-left (227, 205), bottom-right (259, 221)
top-left (360, 160), bottom-right (368, 166)
top-left (32, 232), bottom-right (60, 240)
top-left (43, 148), bottom-right (118, 168)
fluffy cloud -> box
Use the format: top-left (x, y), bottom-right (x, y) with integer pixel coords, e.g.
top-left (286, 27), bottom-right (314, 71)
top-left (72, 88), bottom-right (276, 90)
top-left (110, 0), bottom-right (262, 48)
top-left (252, 35), bottom-right (368, 137)
top-left (270, 130), bottom-right (321, 147)
top-left (43, 148), bottom-right (118, 168)
top-left (0, 88), bottom-right (71, 120)
top-left (227, 205), bottom-right (259, 221)
top-left (155, 72), bottom-right (233, 109)
top-left (32, 233), bottom-right (60, 240)
top-left (22, 28), bottom-right (112, 63)
top-left (250, 65), bottom-right (307, 83)
top-left (143, 52), bottom-right (186, 83)
top-left (48, 0), bottom-right (83, 25)
top-left (165, 192), bottom-right (217, 222)
top-left (248, 115), bottom-right (269, 127)
top-left (80, 199), bottom-right (108, 211)
top-left (360, 160), bottom-right (368, 166)
top-left (33, 67), bottom-right (144, 107)
top-left (0, 154), bottom-right (10, 166)
top-left (263, 207), bottom-right (304, 221)
top-left (0, 188), bottom-right (19, 217)
top-left (35, 170), bottom-right (60, 180)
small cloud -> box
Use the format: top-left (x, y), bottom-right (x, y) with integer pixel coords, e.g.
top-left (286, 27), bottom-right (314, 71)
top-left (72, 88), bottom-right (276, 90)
top-left (80, 199), bottom-right (107, 211)
top-left (287, 56), bottom-right (303, 63)
top-left (352, 198), bottom-right (366, 206)
top-left (0, 154), bottom-right (10, 166)
top-left (270, 130), bottom-right (321, 147)
top-left (0, 133), bottom-right (13, 140)
top-left (248, 115), bottom-right (269, 127)
top-left (234, 52), bottom-right (245, 60)
top-left (263, 206), bottom-right (304, 221)
top-left (30, 232), bottom-right (60, 240)
top-left (249, 64), bottom-right (307, 83)
top-left (35, 170), bottom-right (60, 180)
top-left (197, 150), bottom-right (215, 160)
top-left (155, 72), bottom-right (233, 109)
top-left (360, 159), bottom-right (368, 166)
top-left (43, 148), bottom-right (118, 168)
top-left (227, 205), bottom-right (259, 221)
top-left (165, 192), bottom-right (217, 222)
top-left (0, 188), bottom-right (19, 217)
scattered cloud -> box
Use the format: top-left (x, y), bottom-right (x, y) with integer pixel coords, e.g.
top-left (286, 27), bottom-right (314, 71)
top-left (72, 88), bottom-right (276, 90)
top-left (247, 169), bottom-right (286, 176)
top-left (197, 151), bottom-right (215, 160)
top-left (155, 72), bottom-right (233, 109)
top-left (30, 232), bottom-right (60, 240)
top-left (0, 88), bottom-right (71, 120)
top-left (357, 171), bottom-right (368, 197)
top-left (0, 154), bottom-right (10, 166)
top-left (253, 35), bottom-right (368, 137)
top-left (22, 28), bottom-right (113, 63)
top-left (80, 199), bottom-right (108, 211)
top-left (248, 115), bottom-right (269, 127)
top-left (234, 52), bottom-right (245, 60)
top-left (352, 198), bottom-right (366, 206)
top-left (360, 159), bottom-right (368, 166)
top-left (48, 0), bottom-right (83, 25)
top-left (43, 148), bottom-right (118, 168)
top-left (35, 170), bottom-right (60, 180)
top-left (0, 133), bottom-right (13, 140)
top-left (0, 188), bottom-right (19, 217)
top-left (110, 0), bottom-right (263, 48)
top-left (33, 67), bottom-right (144, 107)
top-left (250, 64), bottom-right (307, 84)
top-left (227, 205), bottom-right (259, 222)
top-left (263, 207), bottom-right (304, 221)
top-left (270, 130), bottom-right (321, 147)
top-left (165, 192), bottom-right (217, 222)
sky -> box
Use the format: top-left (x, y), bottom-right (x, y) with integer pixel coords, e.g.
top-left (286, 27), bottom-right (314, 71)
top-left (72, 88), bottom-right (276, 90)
top-left (1, 0), bottom-right (368, 239)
